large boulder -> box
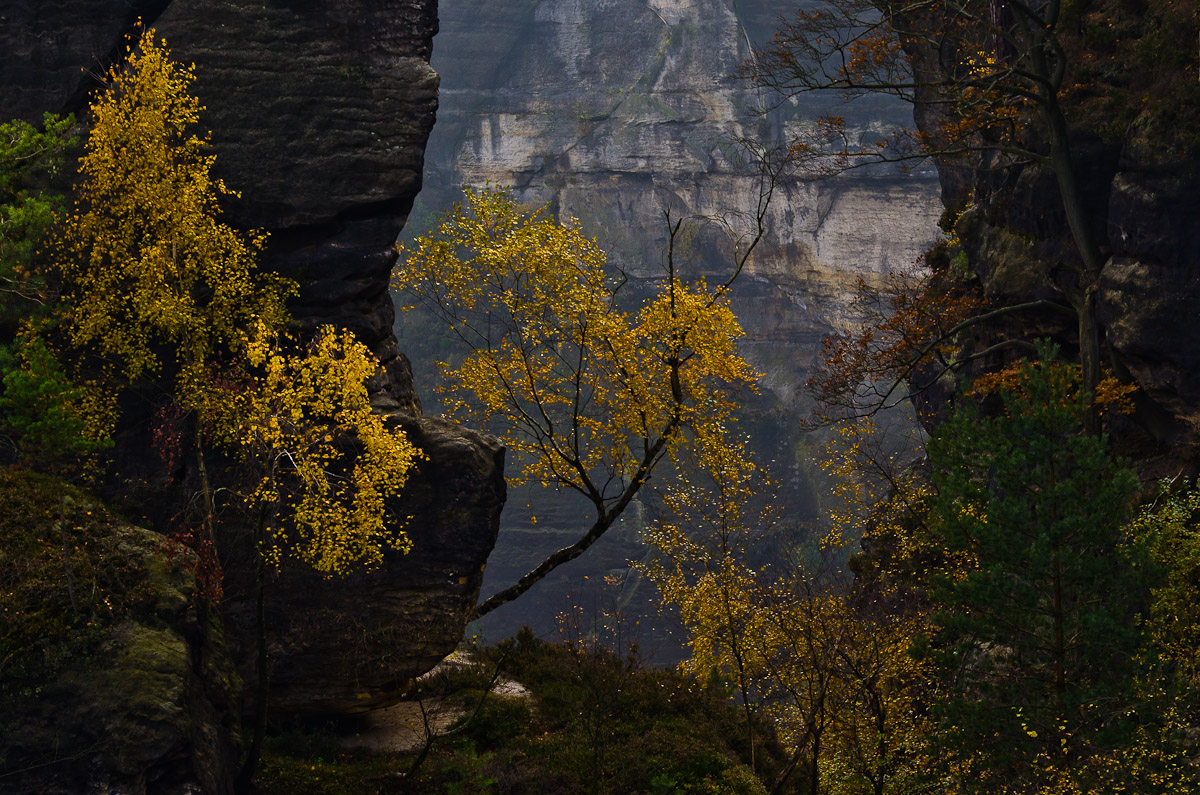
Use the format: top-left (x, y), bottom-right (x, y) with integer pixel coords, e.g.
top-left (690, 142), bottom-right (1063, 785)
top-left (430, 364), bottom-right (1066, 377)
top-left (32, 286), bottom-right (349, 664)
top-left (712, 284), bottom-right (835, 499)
top-left (219, 416), bottom-right (505, 716)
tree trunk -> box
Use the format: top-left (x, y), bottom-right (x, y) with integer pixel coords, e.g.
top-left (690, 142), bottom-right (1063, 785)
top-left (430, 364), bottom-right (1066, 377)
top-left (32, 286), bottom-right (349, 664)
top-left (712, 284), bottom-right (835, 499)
top-left (1077, 286), bottom-right (1101, 436)
top-left (235, 511), bottom-right (269, 795)
top-left (1042, 96), bottom-right (1105, 434)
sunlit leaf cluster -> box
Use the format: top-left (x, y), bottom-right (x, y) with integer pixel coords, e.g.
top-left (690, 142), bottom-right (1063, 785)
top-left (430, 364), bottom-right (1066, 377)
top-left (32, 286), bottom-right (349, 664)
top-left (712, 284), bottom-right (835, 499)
top-left (54, 32), bottom-right (290, 417)
top-left (21, 30), bottom-right (419, 582)
top-left (397, 188), bottom-right (755, 507)
top-left (203, 324), bottom-right (421, 576)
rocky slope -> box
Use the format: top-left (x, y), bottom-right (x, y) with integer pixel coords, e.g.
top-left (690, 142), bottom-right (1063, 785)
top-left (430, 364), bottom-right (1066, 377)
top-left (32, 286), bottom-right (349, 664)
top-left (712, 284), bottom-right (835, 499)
top-left (401, 0), bottom-right (941, 641)
top-left (1, 0), bottom-right (503, 726)
top-left (0, 472), bottom-right (240, 795)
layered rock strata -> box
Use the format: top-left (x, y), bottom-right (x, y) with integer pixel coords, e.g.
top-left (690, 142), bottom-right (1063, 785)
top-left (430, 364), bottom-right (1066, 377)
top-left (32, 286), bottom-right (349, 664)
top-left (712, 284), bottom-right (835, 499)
top-left (403, 0), bottom-right (941, 640)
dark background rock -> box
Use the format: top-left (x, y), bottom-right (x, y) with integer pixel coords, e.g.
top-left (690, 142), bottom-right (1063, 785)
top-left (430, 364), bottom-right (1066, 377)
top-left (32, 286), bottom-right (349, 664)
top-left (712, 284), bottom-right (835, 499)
top-left (895, 8), bottom-right (1200, 473)
top-left (219, 415), bottom-right (505, 715)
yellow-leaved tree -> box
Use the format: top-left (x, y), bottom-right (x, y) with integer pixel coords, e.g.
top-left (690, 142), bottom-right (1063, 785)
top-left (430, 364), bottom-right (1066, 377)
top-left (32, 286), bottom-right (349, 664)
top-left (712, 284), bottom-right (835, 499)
top-left (54, 31), bottom-right (290, 428)
top-left (54, 27), bottom-right (421, 569)
top-left (395, 187), bottom-right (760, 619)
top-left (643, 436), bottom-right (938, 794)
top-left (204, 322), bottom-right (421, 577)
top-left (46, 30), bottom-right (421, 788)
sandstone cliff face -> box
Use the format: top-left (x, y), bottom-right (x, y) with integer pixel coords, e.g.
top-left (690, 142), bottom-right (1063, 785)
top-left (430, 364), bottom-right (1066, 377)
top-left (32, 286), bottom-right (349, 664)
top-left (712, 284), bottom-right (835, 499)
top-left (1100, 145), bottom-right (1200, 445)
top-left (0, 0), bottom-right (504, 721)
top-left (402, 0), bottom-right (940, 640)
top-left (937, 143), bottom-right (1200, 470)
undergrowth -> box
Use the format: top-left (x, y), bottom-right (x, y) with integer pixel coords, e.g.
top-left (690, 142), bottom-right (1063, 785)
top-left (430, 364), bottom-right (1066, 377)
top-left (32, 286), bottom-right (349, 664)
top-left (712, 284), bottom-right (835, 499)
top-left (256, 627), bottom-right (782, 794)
top-left (0, 467), bottom-right (183, 694)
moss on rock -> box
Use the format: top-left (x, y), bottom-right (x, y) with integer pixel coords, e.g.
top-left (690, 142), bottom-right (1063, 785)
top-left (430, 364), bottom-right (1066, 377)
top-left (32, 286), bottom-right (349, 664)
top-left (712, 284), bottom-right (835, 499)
top-left (0, 468), bottom-right (240, 794)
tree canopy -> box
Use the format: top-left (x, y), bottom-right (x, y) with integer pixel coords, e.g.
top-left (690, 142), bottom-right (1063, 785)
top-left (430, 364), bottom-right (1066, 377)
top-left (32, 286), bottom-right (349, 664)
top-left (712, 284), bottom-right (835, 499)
top-left (395, 187), bottom-right (758, 618)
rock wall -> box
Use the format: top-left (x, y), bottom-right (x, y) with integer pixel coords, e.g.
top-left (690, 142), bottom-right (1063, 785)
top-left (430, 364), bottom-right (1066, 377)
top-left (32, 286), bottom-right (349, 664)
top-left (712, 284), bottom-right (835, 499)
top-left (0, 0), bottom-right (505, 719)
top-left (401, 0), bottom-right (941, 642)
top-left (893, 9), bottom-right (1200, 472)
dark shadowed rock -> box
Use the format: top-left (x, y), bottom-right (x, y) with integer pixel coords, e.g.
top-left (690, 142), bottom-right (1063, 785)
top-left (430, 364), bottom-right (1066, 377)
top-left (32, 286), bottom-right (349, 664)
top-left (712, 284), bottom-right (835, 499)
top-left (880, 1), bottom-right (1200, 470)
top-left (0, 474), bottom-right (240, 795)
top-left (153, 0), bottom-right (441, 413)
top-left (1099, 148), bottom-right (1200, 438)
top-left (220, 416), bottom-right (505, 716)
top-left (0, 1), bottom-right (167, 122)
top-left (0, 0), bottom-right (507, 730)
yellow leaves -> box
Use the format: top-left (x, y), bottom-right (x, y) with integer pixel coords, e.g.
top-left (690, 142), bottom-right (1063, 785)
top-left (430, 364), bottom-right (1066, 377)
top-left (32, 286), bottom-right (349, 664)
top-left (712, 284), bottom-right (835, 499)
top-left (202, 326), bottom-right (422, 576)
top-left (1094, 374), bottom-right (1138, 415)
top-left (968, 355), bottom-right (1138, 417)
top-left (39, 28), bottom-right (417, 583)
top-left (395, 187), bottom-right (757, 499)
top-left (56, 29), bottom-right (291, 391)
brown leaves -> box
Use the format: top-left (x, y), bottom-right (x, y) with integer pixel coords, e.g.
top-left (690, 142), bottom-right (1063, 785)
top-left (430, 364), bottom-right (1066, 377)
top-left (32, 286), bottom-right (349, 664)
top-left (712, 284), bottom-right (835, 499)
top-left (806, 271), bottom-right (985, 424)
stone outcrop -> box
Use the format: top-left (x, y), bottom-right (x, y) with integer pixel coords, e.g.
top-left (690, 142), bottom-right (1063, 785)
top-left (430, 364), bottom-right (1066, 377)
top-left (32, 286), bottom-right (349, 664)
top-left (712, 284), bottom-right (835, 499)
top-left (152, 0), bottom-right (441, 413)
top-left (220, 416), bottom-right (505, 716)
top-left (0, 475), bottom-right (240, 795)
top-left (945, 141), bottom-right (1200, 467)
top-left (1100, 146), bottom-right (1200, 441)
top-left (0, 0), bottom-right (505, 723)
top-left (895, 12), bottom-right (1200, 469)
top-left (403, 0), bottom-right (940, 640)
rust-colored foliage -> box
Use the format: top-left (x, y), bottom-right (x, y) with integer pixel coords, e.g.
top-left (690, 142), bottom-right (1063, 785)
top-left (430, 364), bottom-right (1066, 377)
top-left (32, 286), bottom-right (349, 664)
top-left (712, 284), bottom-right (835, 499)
top-left (806, 270), bottom-right (985, 424)
top-left (751, 0), bottom-right (1199, 169)
top-left (968, 356), bottom-right (1138, 417)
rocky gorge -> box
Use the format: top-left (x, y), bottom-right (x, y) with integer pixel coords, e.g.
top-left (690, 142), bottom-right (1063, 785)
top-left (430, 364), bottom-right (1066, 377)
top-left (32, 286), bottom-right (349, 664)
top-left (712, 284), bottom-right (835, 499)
top-left (403, 0), bottom-right (942, 643)
top-left (4, 0), bottom-right (1198, 791)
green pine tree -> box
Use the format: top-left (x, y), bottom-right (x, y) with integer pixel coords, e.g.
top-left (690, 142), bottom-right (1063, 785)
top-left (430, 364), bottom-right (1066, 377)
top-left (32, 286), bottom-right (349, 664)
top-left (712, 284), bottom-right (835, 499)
top-left (923, 343), bottom-right (1147, 793)
top-left (0, 113), bottom-right (75, 331)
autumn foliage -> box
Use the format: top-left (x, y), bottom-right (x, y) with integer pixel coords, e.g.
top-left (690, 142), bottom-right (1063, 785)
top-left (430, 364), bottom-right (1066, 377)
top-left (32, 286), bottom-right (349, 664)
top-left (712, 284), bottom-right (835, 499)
top-left (54, 35), bottom-right (290, 437)
top-left (396, 187), bottom-right (757, 617)
top-left (806, 269), bottom-right (985, 424)
top-left (25, 29), bottom-right (422, 580)
top-left (202, 324), bottom-right (421, 576)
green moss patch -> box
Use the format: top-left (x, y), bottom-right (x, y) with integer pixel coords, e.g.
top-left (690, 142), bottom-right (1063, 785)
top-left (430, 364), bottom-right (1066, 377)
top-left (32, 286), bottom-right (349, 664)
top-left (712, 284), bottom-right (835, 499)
top-left (0, 467), bottom-right (194, 694)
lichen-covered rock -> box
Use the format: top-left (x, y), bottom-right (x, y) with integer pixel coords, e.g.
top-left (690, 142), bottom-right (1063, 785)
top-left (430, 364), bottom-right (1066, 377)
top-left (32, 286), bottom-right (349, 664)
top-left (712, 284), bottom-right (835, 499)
top-left (0, 472), bottom-right (240, 795)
